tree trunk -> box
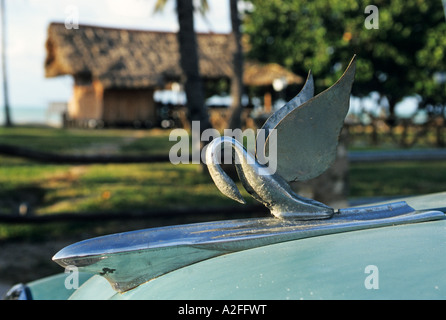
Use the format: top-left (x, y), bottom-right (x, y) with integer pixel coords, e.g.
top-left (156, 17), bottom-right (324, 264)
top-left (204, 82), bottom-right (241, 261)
top-left (176, 0), bottom-right (210, 130)
top-left (1, 0), bottom-right (11, 127)
top-left (176, 0), bottom-right (211, 171)
top-left (386, 95), bottom-right (398, 127)
top-left (227, 0), bottom-right (244, 130)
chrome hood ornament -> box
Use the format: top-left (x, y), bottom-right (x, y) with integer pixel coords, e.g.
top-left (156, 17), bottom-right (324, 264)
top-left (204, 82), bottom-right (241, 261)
top-left (206, 56), bottom-right (356, 220)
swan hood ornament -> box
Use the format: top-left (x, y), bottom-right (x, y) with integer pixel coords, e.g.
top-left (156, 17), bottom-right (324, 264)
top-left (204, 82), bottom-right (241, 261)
top-left (49, 56), bottom-right (446, 294)
top-left (206, 56), bottom-right (356, 220)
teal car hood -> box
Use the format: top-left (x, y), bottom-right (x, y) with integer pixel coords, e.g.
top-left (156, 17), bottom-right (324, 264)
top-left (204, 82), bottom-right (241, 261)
top-left (69, 218), bottom-right (446, 300)
top-left (66, 192), bottom-right (446, 300)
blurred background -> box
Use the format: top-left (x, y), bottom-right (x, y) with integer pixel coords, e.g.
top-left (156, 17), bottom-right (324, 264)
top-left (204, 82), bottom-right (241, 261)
top-left (0, 0), bottom-right (445, 293)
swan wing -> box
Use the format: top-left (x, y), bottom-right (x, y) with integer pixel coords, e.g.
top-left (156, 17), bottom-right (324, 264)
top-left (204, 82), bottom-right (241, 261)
top-left (260, 71), bottom-right (314, 134)
top-left (260, 56), bottom-right (356, 182)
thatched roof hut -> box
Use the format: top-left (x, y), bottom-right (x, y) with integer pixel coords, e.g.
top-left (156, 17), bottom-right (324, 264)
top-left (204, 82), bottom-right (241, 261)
top-left (243, 61), bottom-right (303, 87)
top-left (45, 22), bottom-right (239, 89)
top-left (45, 22), bottom-right (302, 128)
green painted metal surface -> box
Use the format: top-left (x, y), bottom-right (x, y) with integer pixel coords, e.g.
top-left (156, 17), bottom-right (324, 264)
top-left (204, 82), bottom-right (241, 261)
top-left (69, 219), bottom-right (446, 300)
top-left (26, 272), bottom-right (92, 300)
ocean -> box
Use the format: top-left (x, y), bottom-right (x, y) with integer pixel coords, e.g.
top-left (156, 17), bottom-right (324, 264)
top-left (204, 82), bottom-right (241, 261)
top-left (0, 106), bottom-right (63, 127)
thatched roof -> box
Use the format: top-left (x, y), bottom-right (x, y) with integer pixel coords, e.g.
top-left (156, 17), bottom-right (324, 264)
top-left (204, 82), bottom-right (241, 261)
top-left (243, 61), bottom-right (303, 87)
top-left (45, 22), bottom-right (302, 89)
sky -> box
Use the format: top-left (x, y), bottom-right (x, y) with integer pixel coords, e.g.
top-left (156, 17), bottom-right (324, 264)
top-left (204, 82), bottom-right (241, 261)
top-left (1, 0), bottom-right (232, 109)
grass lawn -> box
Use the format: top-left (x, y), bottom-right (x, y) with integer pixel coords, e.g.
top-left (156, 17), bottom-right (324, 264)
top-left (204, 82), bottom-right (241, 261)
top-left (0, 157), bottom-right (255, 241)
top-left (349, 161), bottom-right (446, 198)
top-left (1, 126), bottom-right (446, 241)
top-left (0, 126), bottom-right (177, 155)
top-left (0, 157), bottom-right (253, 213)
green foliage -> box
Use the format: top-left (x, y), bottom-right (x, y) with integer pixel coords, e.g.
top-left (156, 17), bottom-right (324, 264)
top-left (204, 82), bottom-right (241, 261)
top-left (244, 0), bottom-right (446, 111)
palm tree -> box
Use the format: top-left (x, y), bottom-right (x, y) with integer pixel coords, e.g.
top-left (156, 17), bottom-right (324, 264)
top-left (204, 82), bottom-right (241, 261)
top-left (227, 0), bottom-right (244, 130)
top-left (155, 0), bottom-right (210, 131)
top-left (1, 0), bottom-right (11, 127)
top-left (155, 0), bottom-right (245, 131)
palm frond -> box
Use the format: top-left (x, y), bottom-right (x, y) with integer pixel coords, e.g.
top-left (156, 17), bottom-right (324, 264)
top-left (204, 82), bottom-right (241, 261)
top-left (153, 0), bottom-right (169, 13)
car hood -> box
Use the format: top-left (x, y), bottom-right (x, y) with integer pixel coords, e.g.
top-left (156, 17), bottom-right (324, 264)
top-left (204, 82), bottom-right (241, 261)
top-left (50, 192), bottom-right (446, 299)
